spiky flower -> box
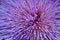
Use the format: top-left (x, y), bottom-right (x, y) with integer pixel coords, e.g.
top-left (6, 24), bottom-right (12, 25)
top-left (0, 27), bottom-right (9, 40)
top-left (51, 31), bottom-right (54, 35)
top-left (0, 0), bottom-right (60, 40)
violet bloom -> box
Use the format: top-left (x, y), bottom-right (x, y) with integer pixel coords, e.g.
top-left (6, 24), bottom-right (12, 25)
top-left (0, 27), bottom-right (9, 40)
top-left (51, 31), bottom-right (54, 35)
top-left (0, 0), bottom-right (60, 40)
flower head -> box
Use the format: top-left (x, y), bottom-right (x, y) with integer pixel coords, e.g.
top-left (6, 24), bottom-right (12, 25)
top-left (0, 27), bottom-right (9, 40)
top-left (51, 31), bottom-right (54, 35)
top-left (0, 0), bottom-right (60, 40)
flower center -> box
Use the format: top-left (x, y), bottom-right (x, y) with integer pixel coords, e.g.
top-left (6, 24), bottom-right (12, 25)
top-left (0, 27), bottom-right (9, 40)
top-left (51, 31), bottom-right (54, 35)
top-left (27, 11), bottom-right (43, 30)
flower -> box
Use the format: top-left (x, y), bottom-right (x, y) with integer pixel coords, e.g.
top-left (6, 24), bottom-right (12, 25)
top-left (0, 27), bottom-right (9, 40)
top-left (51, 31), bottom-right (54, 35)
top-left (0, 0), bottom-right (60, 40)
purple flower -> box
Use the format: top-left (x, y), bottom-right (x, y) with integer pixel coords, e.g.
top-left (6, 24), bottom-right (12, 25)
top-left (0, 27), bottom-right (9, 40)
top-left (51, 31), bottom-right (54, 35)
top-left (0, 0), bottom-right (60, 40)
